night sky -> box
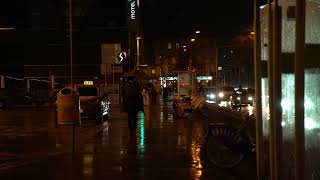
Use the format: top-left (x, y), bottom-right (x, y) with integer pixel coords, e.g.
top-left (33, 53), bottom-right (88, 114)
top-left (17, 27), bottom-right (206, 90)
top-left (142, 0), bottom-right (254, 39)
top-left (0, 0), bottom-right (254, 39)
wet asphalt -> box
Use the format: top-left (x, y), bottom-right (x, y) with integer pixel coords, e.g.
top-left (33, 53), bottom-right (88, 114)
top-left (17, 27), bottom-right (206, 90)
top-left (0, 99), bottom-right (256, 180)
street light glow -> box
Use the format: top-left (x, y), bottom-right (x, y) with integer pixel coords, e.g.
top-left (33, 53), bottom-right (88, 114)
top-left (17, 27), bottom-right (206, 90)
top-left (0, 27), bottom-right (15, 31)
top-left (190, 38), bottom-right (195, 42)
top-left (183, 45), bottom-right (187, 48)
top-left (196, 30), bottom-right (200, 34)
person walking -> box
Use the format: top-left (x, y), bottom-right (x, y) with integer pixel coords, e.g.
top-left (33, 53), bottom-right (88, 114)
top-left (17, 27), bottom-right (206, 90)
top-left (124, 75), bottom-right (143, 135)
top-left (162, 87), bottom-right (168, 104)
top-left (151, 85), bottom-right (157, 104)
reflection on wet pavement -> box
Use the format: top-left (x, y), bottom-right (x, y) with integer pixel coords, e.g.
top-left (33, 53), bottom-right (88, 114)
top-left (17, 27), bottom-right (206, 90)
top-left (0, 108), bottom-right (102, 172)
top-left (0, 102), bottom-right (256, 180)
top-left (80, 101), bottom-right (251, 180)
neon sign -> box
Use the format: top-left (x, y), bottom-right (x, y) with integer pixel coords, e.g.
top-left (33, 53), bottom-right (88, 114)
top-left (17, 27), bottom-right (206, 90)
top-left (129, 0), bottom-right (136, 20)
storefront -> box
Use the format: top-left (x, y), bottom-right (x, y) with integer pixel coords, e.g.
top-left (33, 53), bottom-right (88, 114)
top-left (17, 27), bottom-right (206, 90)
top-left (255, 0), bottom-right (320, 179)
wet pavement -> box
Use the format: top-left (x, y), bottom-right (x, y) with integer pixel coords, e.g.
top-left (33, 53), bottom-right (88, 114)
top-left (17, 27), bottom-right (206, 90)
top-left (0, 100), bottom-right (256, 180)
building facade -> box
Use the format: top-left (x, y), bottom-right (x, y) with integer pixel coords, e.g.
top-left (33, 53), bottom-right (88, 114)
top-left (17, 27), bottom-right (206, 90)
top-left (1, 0), bottom-right (129, 86)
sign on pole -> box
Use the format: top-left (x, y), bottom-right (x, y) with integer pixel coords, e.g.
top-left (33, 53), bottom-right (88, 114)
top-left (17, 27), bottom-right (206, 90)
top-left (101, 44), bottom-right (121, 64)
top-left (100, 64), bottom-right (123, 75)
top-left (117, 52), bottom-right (127, 63)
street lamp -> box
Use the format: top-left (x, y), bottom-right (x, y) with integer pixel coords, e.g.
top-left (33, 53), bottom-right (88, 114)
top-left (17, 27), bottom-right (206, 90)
top-left (196, 30), bottom-right (201, 34)
top-left (190, 38), bottom-right (196, 42)
top-left (136, 36), bottom-right (142, 69)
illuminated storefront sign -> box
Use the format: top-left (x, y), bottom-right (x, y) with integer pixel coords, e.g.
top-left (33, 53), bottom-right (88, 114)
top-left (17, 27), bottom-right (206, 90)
top-left (127, 0), bottom-right (139, 31)
top-left (130, 0), bottom-right (136, 20)
top-left (159, 77), bottom-right (177, 81)
top-left (196, 76), bottom-right (213, 81)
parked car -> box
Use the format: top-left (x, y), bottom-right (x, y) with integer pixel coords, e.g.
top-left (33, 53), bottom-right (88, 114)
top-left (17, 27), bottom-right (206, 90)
top-left (77, 85), bottom-right (109, 124)
top-left (229, 88), bottom-right (254, 108)
top-left (0, 88), bottom-right (33, 108)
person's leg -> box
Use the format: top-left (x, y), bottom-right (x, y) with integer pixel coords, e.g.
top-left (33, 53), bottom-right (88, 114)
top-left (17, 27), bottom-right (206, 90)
top-left (132, 111), bottom-right (138, 131)
top-left (103, 114), bottom-right (108, 122)
top-left (128, 111), bottom-right (134, 131)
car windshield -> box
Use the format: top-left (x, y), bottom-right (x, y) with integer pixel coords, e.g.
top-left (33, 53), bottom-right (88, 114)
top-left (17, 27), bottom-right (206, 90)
top-left (78, 87), bottom-right (98, 96)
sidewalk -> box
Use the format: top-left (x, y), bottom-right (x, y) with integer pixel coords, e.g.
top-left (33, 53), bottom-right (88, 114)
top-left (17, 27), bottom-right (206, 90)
top-left (0, 100), bottom-right (256, 180)
top-left (0, 105), bottom-right (122, 171)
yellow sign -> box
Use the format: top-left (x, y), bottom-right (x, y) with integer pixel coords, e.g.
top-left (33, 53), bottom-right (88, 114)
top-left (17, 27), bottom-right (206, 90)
top-left (84, 81), bottom-right (93, 85)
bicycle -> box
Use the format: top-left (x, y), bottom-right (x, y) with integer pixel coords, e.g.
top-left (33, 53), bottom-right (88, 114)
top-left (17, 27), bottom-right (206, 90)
top-left (173, 96), bottom-right (192, 118)
top-left (203, 113), bottom-right (256, 168)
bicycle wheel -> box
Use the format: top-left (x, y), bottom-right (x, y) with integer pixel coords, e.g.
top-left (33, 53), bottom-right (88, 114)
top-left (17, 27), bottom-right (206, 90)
top-left (176, 106), bottom-right (189, 118)
top-left (205, 130), bottom-right (244, 168)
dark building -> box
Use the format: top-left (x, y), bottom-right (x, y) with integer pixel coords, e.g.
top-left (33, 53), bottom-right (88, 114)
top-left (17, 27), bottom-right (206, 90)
top-left (151, 34), bottom-right (217, 77)
top-left (0, 1), bottom-right (26, 78)
top-left (1, 0), bottom-right (128, 83)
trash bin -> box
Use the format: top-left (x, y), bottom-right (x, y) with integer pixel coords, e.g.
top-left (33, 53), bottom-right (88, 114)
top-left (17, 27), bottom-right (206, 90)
top-left (56, 87), bottom-right (80, 125)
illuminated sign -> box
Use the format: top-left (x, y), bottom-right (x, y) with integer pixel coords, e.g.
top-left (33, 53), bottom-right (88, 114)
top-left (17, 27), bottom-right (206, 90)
top-left (84, 81), bottom-right (93, 85)
top-left (159, 77), bottom-right (177, 81)
top-left (196, 76), bottom-right (213, 81)
top-left (127, 0), bottom-right (139, 32)
top-left (117, 52), bottom-right (127, 63)
top-left (128, 0), bottom-right (136, 20)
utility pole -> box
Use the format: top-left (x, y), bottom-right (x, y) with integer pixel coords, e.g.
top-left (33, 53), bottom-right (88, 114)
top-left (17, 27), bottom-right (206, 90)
top-left (69, 0), bottom-right (73, 87)
top-left (254, 0), bottom-right (264, 179)
top-left (295, 0), bottom-right (305, 179)
top-left (128, 31), bottom-right (132, 71)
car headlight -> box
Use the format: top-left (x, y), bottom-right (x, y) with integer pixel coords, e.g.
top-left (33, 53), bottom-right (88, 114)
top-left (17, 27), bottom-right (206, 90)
top-left (209, 94), bottom-right (215, 99)
top-left (248, 96), bottom-right (253, 101)
top-left (218, 92), bottom-right (224, 98)
top-left (237, 97), bottom-right (241, 100)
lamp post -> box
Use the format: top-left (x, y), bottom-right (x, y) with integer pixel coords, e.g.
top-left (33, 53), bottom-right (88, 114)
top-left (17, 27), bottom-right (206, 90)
top-left (69, 0), bottom-right (73, 87)
top-left (136, 36), bottom-right (142, 69)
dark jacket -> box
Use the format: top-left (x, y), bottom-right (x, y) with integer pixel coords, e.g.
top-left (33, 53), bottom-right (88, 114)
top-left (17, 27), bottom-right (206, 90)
top-left (123, 79), bottom-right (143, 112)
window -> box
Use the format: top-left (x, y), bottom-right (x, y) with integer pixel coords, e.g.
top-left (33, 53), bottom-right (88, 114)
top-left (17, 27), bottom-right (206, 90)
top-left (168, 43), bottom-right (172, 50)
top-left (176, 43), bottom-right (180, 49)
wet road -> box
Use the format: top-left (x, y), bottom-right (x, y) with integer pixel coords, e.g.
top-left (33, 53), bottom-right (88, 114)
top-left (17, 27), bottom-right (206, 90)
top-left (0, 101), bottom-right (256, 180)
top-left (0, 107), bottom-right (102, 170)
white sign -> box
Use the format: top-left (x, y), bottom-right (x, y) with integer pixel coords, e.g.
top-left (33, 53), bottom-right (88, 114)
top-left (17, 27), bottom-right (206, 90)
top-left (101, 44), bottom-right (121, 64)
top-left (130, 0), bottom-right (136, 20)
top-left (159, 77), bottom-right (177, 81)
top-left (196, 76), bottom-right (213, 81)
